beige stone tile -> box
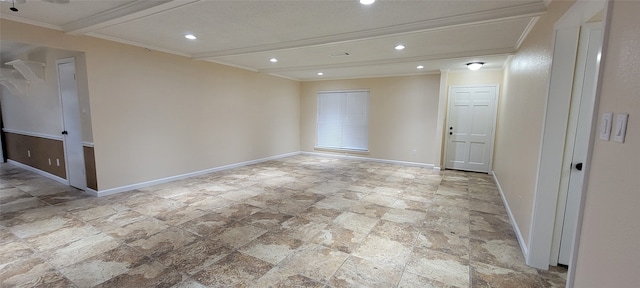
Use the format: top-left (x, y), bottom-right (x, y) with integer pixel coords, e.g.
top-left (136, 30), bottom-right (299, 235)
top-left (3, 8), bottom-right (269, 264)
top-left (252, 266), bottom-right (324, 288)
top-left (0, 256), bottom-right (73, 288)
top-left (352, 235), bottom-right (412, 270)
top-left (94, 260), bottom-right (183, 288)
top-left (314, 196), bottom-right (359, 211)
top-left (38, 190), bottom-right (92, 205)
top-left (239, 231), bottom-right (303, 264)
top-left (330, 256), bottom-right (403, 288)
top-left (370, 220), bottom-right (419, 245)
top-left (0, 241), bottom-right (33, 264)
top-left (128, 227), bottom-right (198, 258)
top-left (310, 225), bottom-right (367, 254)
top-left (193, 251), bottom-right (273, 287)
top-left (157, 239), bottom-right (233, 275)
top-left (69, 202), bottom-right (129, 221)
top-left (405, 247), bottom-right (470, 288)
top-left (25, 224), bottom-right (102, 252)
top-left (279, 216), bottom-right (329, 242)
top-left (0, 197), bottom-right (47, 214)
top-left (8, 214), bottom-right (84, 238)
top-left (131, 197), bottom-right (186, 217)
top-left (154, 205), bottom-right (210, 226)
top-left (214, 222), bottom-right (268, 248)
top-left (382, 208), bottom-right (426, 225)
top-left (472, 261), bottom-right (543, 288)
top-left (237, 210), bottom-right (294, 231)
top-left (333, 212), bottom-right (379, 234)
top-left (348, 202), bottom-right (390, 218)
top-left (398, 271), bottom-right (459, 288)
top-left (298, 206), bottom-right (342, 223)
top-left (43, 232), bottom-right (120, 268)
top-left (171, 279), bottom-right (209, 288)
top-left (59, 245), bottom-right (148, 287)
top-left (0, 188), bottom-right (32, 204)
top-left (93, 214), bottom-right (170, 243)
top-left (361, 193), bottom-right (397, 207)
top-left (278, 244), bottom-right (349, 283)
top-left (416, 229), bottom-right (469, 258)
top-left (423, 216), bottom-right (470, 238)
top-left (470, 238), bottom-right (536, 274)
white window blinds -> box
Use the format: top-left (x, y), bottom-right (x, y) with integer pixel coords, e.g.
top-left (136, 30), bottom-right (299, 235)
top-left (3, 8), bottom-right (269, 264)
top-left (316, 91), bottom-right (369, 151)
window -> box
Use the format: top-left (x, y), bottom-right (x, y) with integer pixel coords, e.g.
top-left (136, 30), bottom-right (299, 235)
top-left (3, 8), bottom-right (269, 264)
top-left (316, 90), bottom-right (369, 151)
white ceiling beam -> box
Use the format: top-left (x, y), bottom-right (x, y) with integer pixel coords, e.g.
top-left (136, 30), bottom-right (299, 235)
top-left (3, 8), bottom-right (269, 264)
top-left (193, 1), bottom-right (546, 59)
top-left (63, 0), bottom-right (200, 35)
top-left (255, 48), bottom-right (516, 74)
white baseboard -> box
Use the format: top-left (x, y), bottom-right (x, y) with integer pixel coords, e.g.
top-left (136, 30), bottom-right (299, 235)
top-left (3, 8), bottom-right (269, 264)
top-left (94, 151), bottom-right (302, 197)
top-left (7, 159), bottom-right (69, 185)
top-left (302, 151), bottom-right (436, 169)
top-left (492, 170), bottom-right (529, 260)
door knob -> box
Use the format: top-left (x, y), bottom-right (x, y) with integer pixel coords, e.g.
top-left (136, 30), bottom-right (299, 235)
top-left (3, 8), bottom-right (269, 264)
top-left (575, 163), bottom-right (583, 171)
top-left (449, 132), bottom-right (453, 135)
top-left (62, 131), bottom-right (68, 135)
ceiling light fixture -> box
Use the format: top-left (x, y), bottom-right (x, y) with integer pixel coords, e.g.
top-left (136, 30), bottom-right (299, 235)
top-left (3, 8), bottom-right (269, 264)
top-left (317, 72), bottom-right (324, 76)
top-left (360, 0), bottom-right (375, 5)
top-left (417, 65), bottom-right (424, 69)
top-left (466, 62), bottom-right (484, 71)
top-left (395, 44), bottom-right (405, 51)
top-left (184, 34), bottom-right (197, 40)
top-left (270, 58), bottom-right (278, 63)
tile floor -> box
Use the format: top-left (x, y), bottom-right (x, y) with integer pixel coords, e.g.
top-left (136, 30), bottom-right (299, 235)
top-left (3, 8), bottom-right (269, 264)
top-left (0, 155), bottom-right (567, 287)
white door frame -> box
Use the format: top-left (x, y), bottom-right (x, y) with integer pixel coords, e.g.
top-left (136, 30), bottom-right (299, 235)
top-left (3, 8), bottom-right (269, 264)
top-left (57, 57), bottom-right (86, 190)
top-left (527, 0), bottom-right (607, 274)
top-left (443, 84), bottom-right (499, 173)
top-left (552, 21), bottom-right (603, 266)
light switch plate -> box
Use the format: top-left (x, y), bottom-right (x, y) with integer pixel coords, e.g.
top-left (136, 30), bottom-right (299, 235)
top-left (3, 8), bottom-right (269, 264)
top-left (600, 112), bottom-right (612, 141)
top-left (613, 113), bottom-right (629, 143)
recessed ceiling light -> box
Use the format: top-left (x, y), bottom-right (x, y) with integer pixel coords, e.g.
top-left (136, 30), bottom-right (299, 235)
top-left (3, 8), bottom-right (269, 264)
top-left (270, 58), bottom-right (278, 63)
top-left (466, 62), bottom-right (485, 71)
top-left (184, 34), bottom-right (197, 40)
top-left (360, 0), bottom-right (375, 5)
top-left (395, 44), bottom-right (405, 51)
top-left (417, 65), bottom-right (424, 69)
top-left (317, 72), bottom-right (324, 76)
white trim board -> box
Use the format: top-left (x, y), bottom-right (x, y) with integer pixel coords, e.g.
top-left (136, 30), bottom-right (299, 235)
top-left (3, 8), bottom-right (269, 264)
top-left (302, 151), bottom-right (436, 169)
top-left (493, 171), bottom-right (529, 260)
top-left (2, 128), bottom-right (63, 141)
top-left (7, 159), bottom-right (69, 185)
top-left (93, 151), bottom-right (302, 197)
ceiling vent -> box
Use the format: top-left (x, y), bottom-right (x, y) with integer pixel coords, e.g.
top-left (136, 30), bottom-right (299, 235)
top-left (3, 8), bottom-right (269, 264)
top-left (5, 60), bottom-right (45, 82)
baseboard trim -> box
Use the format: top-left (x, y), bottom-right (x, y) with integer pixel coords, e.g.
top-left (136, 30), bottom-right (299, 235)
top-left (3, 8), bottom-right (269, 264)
top-left (7, 159), bottom-right (69, 185)
top-left (94, 151), bottom-right (302, 197)
top-left (302, 151), bottom-right (435, 169)
top-left (492, 170), bottom-right (529, 259)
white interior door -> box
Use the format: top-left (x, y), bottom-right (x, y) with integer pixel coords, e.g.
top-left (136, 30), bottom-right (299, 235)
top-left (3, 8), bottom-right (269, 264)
top-left (445, 86), bottom-right (498, 173)
top-left (58, 58), bottom-right (86, 190)
top-left (556, 23), bottom-right (602, 265)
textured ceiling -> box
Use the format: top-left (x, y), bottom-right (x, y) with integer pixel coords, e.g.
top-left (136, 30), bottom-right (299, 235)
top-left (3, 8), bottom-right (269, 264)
top-left (0, 0), bottom-right (547, 80)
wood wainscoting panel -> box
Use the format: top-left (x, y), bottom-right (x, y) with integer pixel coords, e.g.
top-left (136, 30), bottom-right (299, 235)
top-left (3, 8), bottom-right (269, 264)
top-left (83, 146), bottom-right (98, 190)
top-left (4, 132), bottom-right (67, 179)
